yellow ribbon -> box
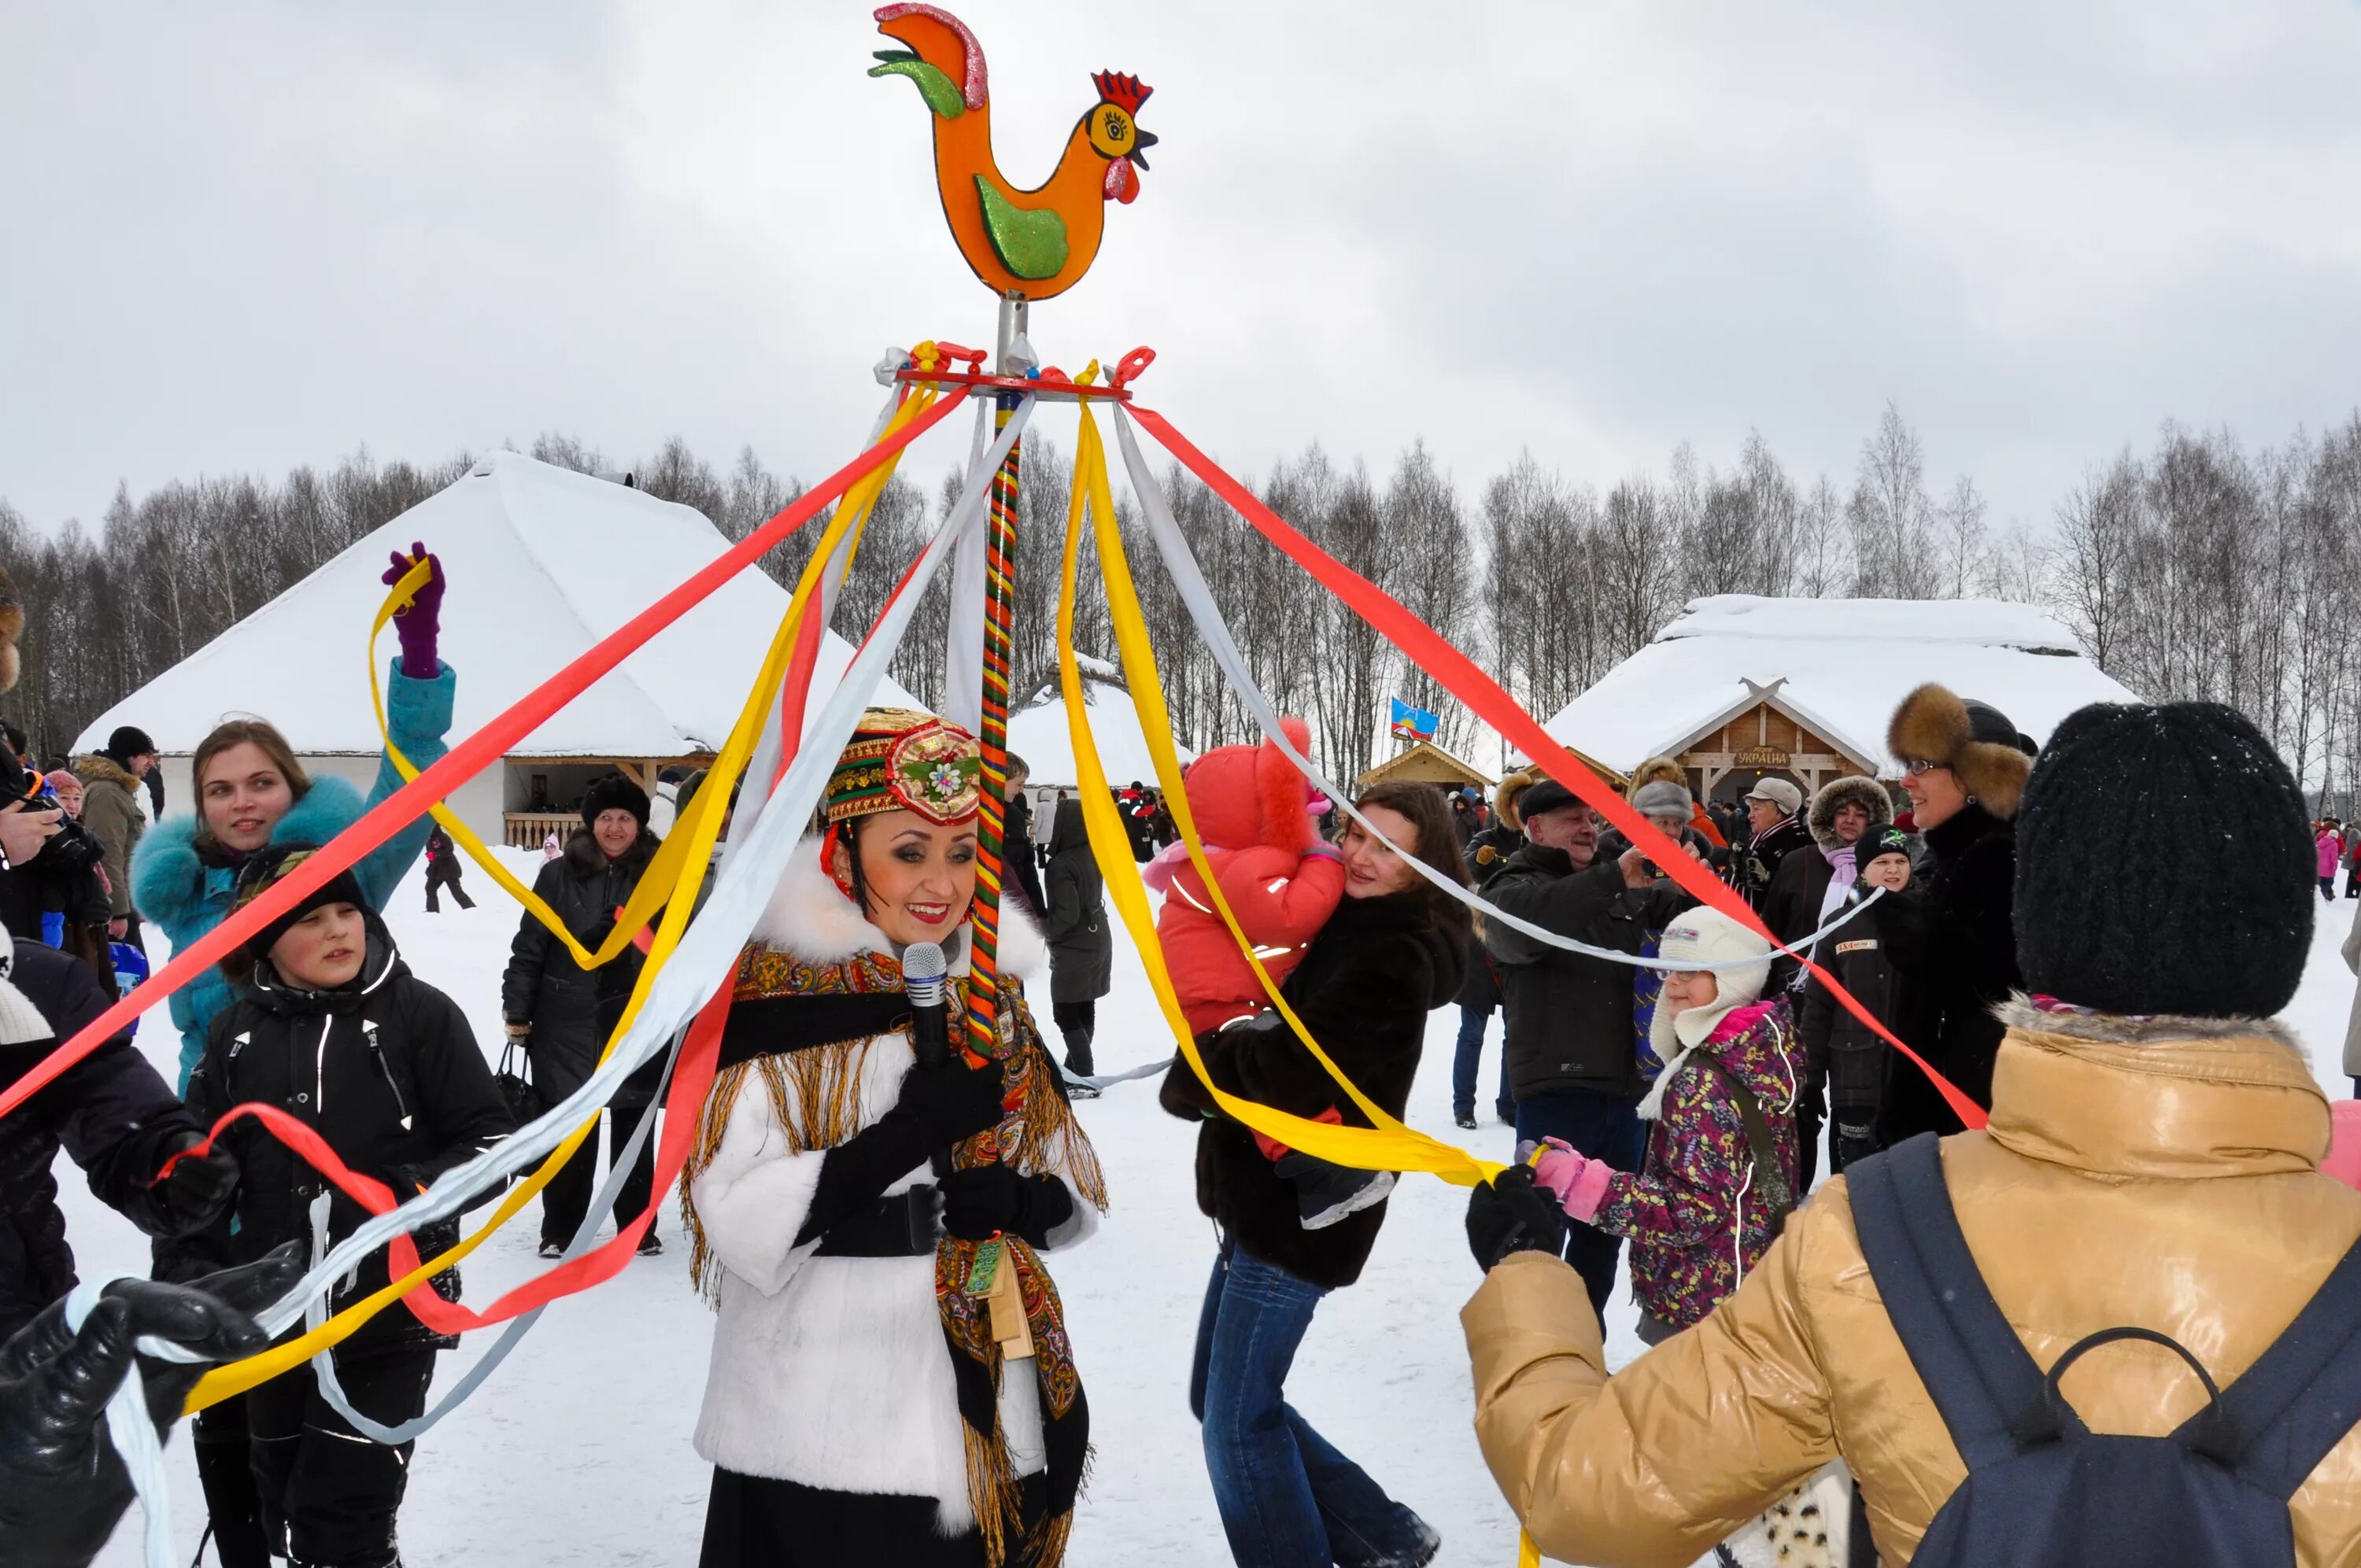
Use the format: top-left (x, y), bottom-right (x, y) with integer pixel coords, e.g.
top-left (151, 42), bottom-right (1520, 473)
top-left (1059, 400), bottom-right (1502, 1186)
top-left (186, 368), bottom-right (942, 1408)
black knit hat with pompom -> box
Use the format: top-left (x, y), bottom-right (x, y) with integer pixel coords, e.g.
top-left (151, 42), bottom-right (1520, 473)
top-left (2015, 701), bottom-right (2312, 1018)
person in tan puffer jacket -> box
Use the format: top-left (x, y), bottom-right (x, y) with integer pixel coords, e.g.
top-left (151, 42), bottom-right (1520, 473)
top-left (1460, 699), bottom-right (2361, 1567)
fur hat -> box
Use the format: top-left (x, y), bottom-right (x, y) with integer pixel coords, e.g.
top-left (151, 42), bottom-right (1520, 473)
top-left (2016, 701), bottom-right (2312, 1018)
top-left (1626, 755), bottom-right (1688, 799)
top-left (1182, 714), bottom-right (1317, 854)
top-left (1631, 779), bottom-right (1693, 820)
top-left (1807, 774), bottom-right (1894, 850)
top-left (1887, 684), bottom-right (2033, 821)
top-left (1494, 769), bottom-right (1540, 831)
top-left (0, 564), bottom-right (20, 697)
top-left (1639, 907), bottom-right (1775, 1120)
top-left (581, 772), bottom-right (653, 829)
top-left (1743, 777), bottom-right (1803, 818)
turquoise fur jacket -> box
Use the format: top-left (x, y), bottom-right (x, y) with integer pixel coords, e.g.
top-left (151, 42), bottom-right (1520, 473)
top-left (131, 659), bottom-right (457, 1090)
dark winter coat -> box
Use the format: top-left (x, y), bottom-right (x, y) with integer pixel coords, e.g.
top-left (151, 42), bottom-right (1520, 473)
top-left (501, 826), bottom-right (663, 1109)
top-left (1761, 776), bottom-right (1894, 993)
top-left (425, 826), bottom-right (464, 880)
top-left (131, 659), bottom-right (459, 1090)
top-left (1159, 887), bottom-right (1466, 1289)
top-left (1797, 887), bottom-right (1915, 1113)
top-left (172, 920), bottom-right (512, 1351)
top-left (1875, 802), bottom-right (2018, 1144)
top-left (0, 939), bottom-right (203, 1339)
top-left (1040, 799), bottom-right (1111, 1007)
top-left (1483, 846), bottom-right (1691, 1100)
top-left (1455, 822), bottom-right (1524, 1013)
top-left (69, 753), bottom-right (144, 918)
top-left (1733, 814), bottom-right (1812, 913)
top-left (1003, 790), bottom-right (1047, 920)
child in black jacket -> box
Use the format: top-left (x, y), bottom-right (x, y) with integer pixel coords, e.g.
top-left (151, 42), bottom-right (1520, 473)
top-left (177, 843), bottom-right (512, 1568)
top-left (1798, 825), bottom-right (1916, 1176)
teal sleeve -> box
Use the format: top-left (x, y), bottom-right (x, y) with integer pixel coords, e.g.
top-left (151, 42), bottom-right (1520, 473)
top-left (353, 658), bottom-right (459, 911)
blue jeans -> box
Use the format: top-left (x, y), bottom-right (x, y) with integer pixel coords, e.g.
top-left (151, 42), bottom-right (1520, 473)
top-left (1515, 1087), bottom-right (1646, 1318)
top-left (1190, 1242), bottom-right (1431, 1567)
top-left (1450, 1005), bottom-right (1514, 1121)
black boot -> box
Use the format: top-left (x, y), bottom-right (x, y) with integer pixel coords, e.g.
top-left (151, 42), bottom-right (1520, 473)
top-left (191, 1406), bottom-right (272, 1568)
top-left (1062, 1026), bottom-right (1099, 1099)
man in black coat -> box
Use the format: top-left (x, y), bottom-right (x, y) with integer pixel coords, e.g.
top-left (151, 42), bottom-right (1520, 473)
top-left (1, 927), bottom-right (237, 1342)
top-left (1877, 684), bottom-right (2032, 1144)
top-left (1001, 757), bottom-right (1047, 921)
top-left (502, 773), bottom-right (667, 1257)
top-left (1798, 825), bottom-right (1916, 1175)
top-left (1450, 777), bottom-right (1531, 1131)
top-left (1481, 779), bottom-right (1691, 1315)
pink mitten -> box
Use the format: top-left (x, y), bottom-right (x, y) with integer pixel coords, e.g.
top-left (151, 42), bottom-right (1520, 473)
top-left (2325, 1101), bottom-right (2361, 1193)
top-left (1140, 837), bottom-right (1194, 895)
top-left (1519, 1137), bottom-right (1615, 1223)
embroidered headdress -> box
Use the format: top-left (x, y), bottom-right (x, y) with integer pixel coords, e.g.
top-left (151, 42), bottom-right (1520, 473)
top-left (825, 707), bottom-right (982, 826)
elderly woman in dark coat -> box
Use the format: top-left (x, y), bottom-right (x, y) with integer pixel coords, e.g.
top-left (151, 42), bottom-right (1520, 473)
top-left (1040, 795), bottom-right (1113, 1086)
top-left (1159, 780), bottom-right (1471, 1568)
top-left (501, 773), bottom-right (667, 1258)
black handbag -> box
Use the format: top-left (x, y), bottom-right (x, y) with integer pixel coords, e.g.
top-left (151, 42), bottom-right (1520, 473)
top-left (496, 1034), bottom-right (545, 1127)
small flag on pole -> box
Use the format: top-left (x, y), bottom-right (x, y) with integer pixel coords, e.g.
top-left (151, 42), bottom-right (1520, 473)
top-left (1389, 696), bottom-right (1439, 743)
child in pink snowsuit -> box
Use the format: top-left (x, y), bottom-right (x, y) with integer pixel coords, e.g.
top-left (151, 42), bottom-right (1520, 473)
top-left (1147, 717), bottom-right (1383, 1227)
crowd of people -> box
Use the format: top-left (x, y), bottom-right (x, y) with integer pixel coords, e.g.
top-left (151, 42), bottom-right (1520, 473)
top-left (9, 534), bottom-right (2361, 1568)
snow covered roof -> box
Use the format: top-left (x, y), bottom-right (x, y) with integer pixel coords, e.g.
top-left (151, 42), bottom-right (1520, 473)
top-left (77, 452), bottom-right (916, 758)
top-left (1007, 675), bottom-right (1194, 790)
top-left (1543, 595), bottom-right (2141, 775)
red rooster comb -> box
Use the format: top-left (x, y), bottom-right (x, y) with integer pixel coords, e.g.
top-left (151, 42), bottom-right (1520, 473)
top-left (1092, 71), bottom-right (1151, 114)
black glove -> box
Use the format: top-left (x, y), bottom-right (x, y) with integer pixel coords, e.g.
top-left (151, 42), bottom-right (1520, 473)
top-left (886, 1061), bottom-right (1007, 1152)
top-left (793, 1064), bottom-right (1006, 1247)
top-left (0, 1242), bottom-right (298, 1568)
top-left (156, 1134), bottom-right (240, 1233)
top-left (1465, 1164), bottom-right (1568, 1273)
top-left (939, 1165), bottom-right (1074, 1245)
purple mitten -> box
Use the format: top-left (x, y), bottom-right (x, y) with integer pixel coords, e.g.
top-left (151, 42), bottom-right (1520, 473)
top-left (381, 540), bottom-right (445, 679)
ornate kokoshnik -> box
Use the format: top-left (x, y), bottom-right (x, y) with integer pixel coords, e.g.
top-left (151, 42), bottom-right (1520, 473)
top-left (825, 708), bottom-right (983, 826)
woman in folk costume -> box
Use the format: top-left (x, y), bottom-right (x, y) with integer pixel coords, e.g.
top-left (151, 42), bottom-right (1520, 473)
top-left (683, 709), bottom-right (1108, 1568)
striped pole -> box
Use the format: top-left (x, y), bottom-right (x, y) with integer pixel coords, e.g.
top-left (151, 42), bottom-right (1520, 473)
top-left (965, 295), bottom-right (1026, 1064)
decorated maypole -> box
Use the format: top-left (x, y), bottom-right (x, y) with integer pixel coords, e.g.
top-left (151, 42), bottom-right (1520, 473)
top-left (867, 1), bottom-right (1156, 1072)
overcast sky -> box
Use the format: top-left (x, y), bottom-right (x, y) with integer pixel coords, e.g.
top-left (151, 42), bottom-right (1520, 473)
top-left (6, 1), bottom-right (2359, 538)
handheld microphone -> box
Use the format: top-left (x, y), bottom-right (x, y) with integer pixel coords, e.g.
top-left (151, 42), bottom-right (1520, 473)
top-left (903, 941), bottom-right (951, 1072)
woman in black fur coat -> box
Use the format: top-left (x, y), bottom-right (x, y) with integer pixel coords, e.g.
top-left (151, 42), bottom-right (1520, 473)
top-left (1160, 781), bottom-right (1469, 1568)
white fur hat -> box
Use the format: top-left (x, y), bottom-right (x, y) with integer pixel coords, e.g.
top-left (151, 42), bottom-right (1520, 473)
top-left (1640, 907), bottom-right (1774, 1119)
top-left (0, 925), bottom-right (56, 1046)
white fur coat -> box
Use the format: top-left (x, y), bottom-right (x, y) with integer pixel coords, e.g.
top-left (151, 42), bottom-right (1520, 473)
top-left (690, 838), bottom-right (1093, 1532)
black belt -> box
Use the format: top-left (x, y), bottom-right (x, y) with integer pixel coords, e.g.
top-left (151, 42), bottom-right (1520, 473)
top-left (813, 1184), bottom-right (940, 1256)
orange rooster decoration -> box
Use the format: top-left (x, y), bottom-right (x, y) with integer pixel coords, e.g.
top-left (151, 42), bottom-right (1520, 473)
top-left (870, 4), bottom-right (1155, 301)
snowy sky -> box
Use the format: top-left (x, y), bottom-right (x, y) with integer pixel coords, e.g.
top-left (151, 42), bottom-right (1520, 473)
top-left (6, 1), bottom-right (2359, 535)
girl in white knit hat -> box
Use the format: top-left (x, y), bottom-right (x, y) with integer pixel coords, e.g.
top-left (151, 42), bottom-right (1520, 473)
top-left (1524, 905), bottom-right (1802, 1346)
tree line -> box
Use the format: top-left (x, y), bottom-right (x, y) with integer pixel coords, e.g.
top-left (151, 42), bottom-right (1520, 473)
top-left (5, 406), bottom-right (2360, 803)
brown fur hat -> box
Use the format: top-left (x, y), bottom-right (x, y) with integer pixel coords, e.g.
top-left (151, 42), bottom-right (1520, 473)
top-left (1625, 755), bottom-right (1687, 799)
top-left (0, 564), bottom-right (20, 695)
top-left (1887, 682), bottom-right (2032, 821)
top-left (1495, 768), bottom-right (1540, 832)
top-left (1806, 773), bottom-right (1895, 849)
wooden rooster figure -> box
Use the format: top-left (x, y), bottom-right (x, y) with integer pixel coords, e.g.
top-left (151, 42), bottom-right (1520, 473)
top-left (870, 3), bottom-right (1155, 301)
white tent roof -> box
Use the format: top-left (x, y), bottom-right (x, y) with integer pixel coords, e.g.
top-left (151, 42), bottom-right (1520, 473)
top-left (1007, 675), bottom-right (1194, 791)
top-left (1544, 595), bottom-right (2141, 775)
top-left (77, 452), bottom-right (916, 758)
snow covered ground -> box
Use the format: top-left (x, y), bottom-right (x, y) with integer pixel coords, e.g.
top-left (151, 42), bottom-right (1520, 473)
top-left (67, 856), bottom-right (2361, 1566)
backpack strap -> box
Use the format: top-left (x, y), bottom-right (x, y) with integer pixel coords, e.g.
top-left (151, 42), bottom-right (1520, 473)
top-left (2187, 1230), bottom-right (2361, 1500)
top-left (1694, 1053), bottom-right (1796, 1228)
top-left (1848, 1134), bottom-right (2075, 1470)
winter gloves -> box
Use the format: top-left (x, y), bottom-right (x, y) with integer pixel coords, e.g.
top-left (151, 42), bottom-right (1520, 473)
top-left (940, 1164), bottom-right (1074, 1245)
top-left (154, 1134), bottom-right (241, 1231)
top-left (794, 1062), bottom-right (1006, 1247)
top-left (379, 540), bottom-right (445, 681)
top-left (1521, 1137), bottom-right (1614, 1223)
top-left (1465, 1163), bottom-right (1568, 1272)
top-left (0, 1242), bottom-right (300, 1568)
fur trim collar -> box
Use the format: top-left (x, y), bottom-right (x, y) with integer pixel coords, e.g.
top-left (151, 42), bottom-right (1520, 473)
top-left (131, 775), bottom-right (368, 932)
top-left (749, 836), bottom-right (1045, 982)
top-left (1996, 996), bottom-right (2304, 1053)
top-left (1806, 775), bottom-right (1893, 850)
top-left (68, 752), bottom-right (140, 791)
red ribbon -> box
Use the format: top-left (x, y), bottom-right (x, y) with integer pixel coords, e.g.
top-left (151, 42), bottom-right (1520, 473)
top-left (1127, 404), bottom-right (1987, 1133)
top-left (0, 386), bottom-right (970, 1128)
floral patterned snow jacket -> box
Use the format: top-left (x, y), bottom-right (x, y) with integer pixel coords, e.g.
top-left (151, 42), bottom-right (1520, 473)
top-left (1594, 998), bottom-right (1801, 1330)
